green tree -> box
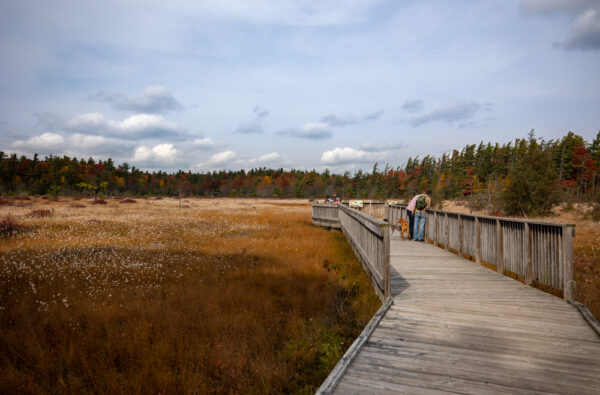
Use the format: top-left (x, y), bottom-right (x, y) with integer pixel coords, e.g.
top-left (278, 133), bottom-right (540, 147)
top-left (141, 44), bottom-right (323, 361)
top-left (502, 138), bottom-right (560, 217)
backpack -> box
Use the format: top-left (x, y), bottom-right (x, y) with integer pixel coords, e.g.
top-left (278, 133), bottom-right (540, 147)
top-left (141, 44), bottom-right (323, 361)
top-left (416, 195), bottom-right (427, 211)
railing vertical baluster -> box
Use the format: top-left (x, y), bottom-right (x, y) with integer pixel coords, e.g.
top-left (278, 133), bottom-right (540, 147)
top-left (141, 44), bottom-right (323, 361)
top-left (434, 211), bottom-right (439, 246)
top-left (445, 213), bottom-right (449, 251)
top-left (524, 222), bottom-right (532, 284)
top-left (562, 226), bottom-right (574, 301)
top-left (496, 219), bottom-right (504, 275)
top-left (458, 214), bottom-right (463, 257)
top-left (475, 217), bottom-right (481, 265)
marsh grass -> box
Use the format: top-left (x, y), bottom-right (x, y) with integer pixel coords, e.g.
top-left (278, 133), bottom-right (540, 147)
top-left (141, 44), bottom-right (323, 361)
top-left (0, 198), bottom-right (379, 393)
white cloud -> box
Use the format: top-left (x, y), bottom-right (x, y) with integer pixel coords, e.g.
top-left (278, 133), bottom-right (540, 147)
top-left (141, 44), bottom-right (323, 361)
top-left (245, 152), bottom-right (289, 167)
top-left (278, 121), bottom-right (332, 140)
top-left (91, 86), bottom-right (183, 114)
top-left (66, 112), bottom-right (182, 138)
top-left (204, 150), bottom-right (237, 167)
top-left (321, 147), bottom-right (372, 165)
top-left (120, 114), bottom-right (178, 134)
top-left (258, 152), bottom-right (282, 163)
top-left (68, 133), bottom-right (134, 156)
top-left (12, 132), bottom-right (65, 152)
top-left (133, 143), bottom-right (178, 163)
top-left (67, 112), bottom-right (108, 130)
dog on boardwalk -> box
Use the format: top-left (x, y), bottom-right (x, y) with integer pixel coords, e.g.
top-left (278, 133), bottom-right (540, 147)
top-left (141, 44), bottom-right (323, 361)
top-left (393, 218), bottom-right (410, 240)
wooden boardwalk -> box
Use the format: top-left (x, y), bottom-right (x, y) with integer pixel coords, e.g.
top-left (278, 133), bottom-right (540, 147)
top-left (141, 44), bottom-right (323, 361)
top-left (333, 237), bottom-right (600, 394)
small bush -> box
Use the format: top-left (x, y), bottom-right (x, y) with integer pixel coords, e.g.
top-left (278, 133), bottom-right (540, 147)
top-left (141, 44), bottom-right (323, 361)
top-left (0, 199), bottom-right (10, 206)
top-left (70, 203), bottom-right (86, 209)
top-left (0, 217), bottom-right (25, 236)
top-left (120, 198), bottom-right (137, 204)
top-left (92, 199), bottom-right (107, 205)
top-left (28, 209), bottom-right (52, 218)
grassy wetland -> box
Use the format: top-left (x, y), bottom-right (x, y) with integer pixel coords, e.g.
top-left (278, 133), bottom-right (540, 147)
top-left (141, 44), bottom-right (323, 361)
top-left (0, 197), bottom-right (380, 394)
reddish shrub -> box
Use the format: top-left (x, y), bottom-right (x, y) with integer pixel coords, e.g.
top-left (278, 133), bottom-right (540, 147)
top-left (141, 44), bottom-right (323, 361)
top-left (92, 199), bottom-right (107, 205)
top-left (0, 217), bottom-right (25, 236)
top-left (119, 198), bottom-right (137, 204)
top-left (28, 209), bottom-right (52, 218)
top-left (0, 199), bottom-right (10, 206)
top-left (70, 204), bottom-right (86, 208)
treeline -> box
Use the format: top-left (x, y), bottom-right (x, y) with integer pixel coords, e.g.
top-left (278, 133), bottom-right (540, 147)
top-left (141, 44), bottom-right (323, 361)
top-left (1, 131), bottom-right (599, 215)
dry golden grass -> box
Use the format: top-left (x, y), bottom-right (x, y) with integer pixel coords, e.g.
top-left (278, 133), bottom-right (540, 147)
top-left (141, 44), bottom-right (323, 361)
top-left (442, 200), bottom-right (600, 320)
top-left (0, 197), bottom-right (380, 394)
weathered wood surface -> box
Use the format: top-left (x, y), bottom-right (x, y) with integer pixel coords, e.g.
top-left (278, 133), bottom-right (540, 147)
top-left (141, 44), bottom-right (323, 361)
top-left (333, 238), bottom-right (600, 394)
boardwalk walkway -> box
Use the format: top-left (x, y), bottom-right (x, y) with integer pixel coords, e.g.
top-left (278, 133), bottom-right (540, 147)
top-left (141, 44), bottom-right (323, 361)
top-left (333, 237), bottom-right (600, 394)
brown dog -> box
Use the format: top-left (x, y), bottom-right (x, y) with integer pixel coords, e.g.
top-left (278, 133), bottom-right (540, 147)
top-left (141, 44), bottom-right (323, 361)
top-left (393, 218), bottom-right (410, 240)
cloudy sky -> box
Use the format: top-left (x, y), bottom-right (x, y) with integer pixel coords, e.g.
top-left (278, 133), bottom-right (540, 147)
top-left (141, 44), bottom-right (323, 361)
top-left (1, 0), bottom-right (599, 172)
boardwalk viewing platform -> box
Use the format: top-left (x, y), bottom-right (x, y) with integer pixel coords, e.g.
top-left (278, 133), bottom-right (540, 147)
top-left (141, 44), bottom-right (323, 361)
top-left (313, 203), bottom-right (600, 394)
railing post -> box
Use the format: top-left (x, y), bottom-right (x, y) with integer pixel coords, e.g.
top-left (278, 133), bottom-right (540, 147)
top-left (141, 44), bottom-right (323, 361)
top-left (524, 223), bottom-right (532, 284)
top-left (496, 219), bottom-right (504, 274)
top-left (445, 213), bottom-right (449, 251)
top-left (475, 217), bottom-right (481, 265)
top-left (434, 211), bottom-right (439, 246)
top-left (562, 225), bottom-right (574, 301)
top-left (383, 224), bottom-right (391, 299)
top-left (458, 214), bottom-right (463, 257)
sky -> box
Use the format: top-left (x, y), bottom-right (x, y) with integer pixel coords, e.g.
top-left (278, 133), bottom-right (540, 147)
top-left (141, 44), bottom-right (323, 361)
top-left (1, 0), bottom-right (599, 173)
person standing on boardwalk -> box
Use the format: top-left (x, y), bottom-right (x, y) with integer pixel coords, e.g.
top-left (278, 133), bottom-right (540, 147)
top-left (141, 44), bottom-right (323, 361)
top-left (413, 190), bottom-right (431, 241)
top-left (406, 193), bottom-right (420, 240)
top-left (332, 192), bottom-right (341, 204)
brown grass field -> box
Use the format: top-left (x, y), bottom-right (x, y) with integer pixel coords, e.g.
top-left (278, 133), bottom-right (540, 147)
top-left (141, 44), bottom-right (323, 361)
top-left (0, 197), bottom-right (380, 394)
top-left (443, 201), bottom-right (600, 320)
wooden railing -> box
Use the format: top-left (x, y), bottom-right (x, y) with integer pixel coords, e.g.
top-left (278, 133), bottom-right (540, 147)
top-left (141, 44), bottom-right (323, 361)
top-left (312, 204), bottom-right (391, 302)
top-left (388, 204), bottom-right (576, 300)
top-left (312, 203), bottom-right (341, 229)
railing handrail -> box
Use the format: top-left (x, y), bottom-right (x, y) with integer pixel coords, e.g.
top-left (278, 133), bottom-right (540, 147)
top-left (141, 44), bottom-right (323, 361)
top-left (388, 203), bottom-right (576, 230)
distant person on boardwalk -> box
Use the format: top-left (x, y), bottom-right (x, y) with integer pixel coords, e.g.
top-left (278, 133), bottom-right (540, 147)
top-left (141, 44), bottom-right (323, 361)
top-left (413, 190), bottom-right (431, 242)
top-left (332, 192), bottom-right (341, 204)
top-left (406, 193), bottom-right (420, 239)
top-left (325, 194), bottom-right (333, 204)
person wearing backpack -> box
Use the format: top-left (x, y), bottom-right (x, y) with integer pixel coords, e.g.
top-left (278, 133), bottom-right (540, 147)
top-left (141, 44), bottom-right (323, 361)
top-left (405, 193), bottom-right (420, 239)
top-left (413, 190), bottom-right (431, 241)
